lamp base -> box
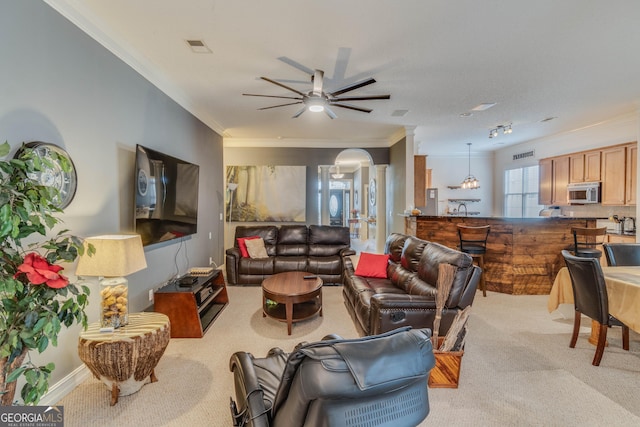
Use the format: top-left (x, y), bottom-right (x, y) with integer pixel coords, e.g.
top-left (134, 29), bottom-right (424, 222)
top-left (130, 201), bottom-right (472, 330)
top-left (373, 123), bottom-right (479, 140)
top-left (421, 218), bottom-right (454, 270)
top-left (100, 277), bottom-right (129, 328)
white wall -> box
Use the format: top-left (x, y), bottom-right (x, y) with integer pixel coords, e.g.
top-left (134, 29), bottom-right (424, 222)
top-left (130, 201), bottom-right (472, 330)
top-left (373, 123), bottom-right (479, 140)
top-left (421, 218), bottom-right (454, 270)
top-left (1, 1), bottom-right (224, 397)
top-left (418, 152), bottom-right (494, 216)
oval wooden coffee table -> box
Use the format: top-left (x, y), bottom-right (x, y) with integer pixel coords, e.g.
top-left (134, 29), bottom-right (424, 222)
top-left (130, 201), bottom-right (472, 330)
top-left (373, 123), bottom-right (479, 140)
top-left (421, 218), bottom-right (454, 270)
top-left (262, 271), bottom-right (323, 335)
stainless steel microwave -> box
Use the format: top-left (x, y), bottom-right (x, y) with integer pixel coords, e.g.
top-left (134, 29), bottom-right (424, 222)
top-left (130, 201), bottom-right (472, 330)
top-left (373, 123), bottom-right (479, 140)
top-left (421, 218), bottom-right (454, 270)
top-left (567, 182), bottom-right (600, 204)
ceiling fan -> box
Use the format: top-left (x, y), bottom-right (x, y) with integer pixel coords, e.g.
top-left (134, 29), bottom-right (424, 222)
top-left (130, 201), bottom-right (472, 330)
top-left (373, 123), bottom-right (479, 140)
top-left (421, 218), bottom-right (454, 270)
top-left (243, 69), bottom-right (390, 119)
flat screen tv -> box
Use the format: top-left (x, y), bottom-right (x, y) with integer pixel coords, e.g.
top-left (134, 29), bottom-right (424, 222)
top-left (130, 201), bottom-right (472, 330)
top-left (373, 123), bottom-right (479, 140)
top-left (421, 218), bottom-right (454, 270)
top-left (134, 144), bottom-right (199, 246)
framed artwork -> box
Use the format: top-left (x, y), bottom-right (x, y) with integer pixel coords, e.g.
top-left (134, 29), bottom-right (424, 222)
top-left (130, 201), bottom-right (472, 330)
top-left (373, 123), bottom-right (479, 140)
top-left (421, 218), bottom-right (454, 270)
top-left (226, 165), bottom-right (306, 222)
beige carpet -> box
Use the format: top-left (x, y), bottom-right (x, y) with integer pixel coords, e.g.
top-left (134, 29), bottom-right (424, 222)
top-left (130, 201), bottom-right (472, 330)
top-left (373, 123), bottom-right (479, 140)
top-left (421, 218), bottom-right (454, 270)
top-left (58, 287), bottom-right (640, 426)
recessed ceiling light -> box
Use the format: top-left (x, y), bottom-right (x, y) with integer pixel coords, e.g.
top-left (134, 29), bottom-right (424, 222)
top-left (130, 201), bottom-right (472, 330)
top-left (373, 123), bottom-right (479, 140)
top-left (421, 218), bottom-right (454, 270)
top-left (391, 109), bottom-right (409, 117)
top-left (540, 116), bottom-right (557, 122)
top-left (471, 103), bottom-right (497, 111)
top-left (186, 39), bottom-right (212, 53)
top-left (459, 112), bottom-right (473, 118)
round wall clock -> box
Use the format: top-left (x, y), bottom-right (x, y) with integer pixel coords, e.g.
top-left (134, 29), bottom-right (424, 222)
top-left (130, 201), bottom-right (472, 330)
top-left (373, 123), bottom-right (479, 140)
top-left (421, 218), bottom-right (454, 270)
top-left (369, 178), bottom-right (376, 207)
top-left (15, 141), bottom-right (78, 209)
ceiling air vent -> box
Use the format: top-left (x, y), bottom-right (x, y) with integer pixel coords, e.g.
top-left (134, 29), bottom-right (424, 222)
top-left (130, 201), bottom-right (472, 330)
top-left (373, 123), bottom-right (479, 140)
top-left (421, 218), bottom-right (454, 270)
top-left (513, 150), bottom-right (535, 161)
top-left (186, 39), bottom-right (211, 53)
top-left (391, 109), bottom-right (409, 117)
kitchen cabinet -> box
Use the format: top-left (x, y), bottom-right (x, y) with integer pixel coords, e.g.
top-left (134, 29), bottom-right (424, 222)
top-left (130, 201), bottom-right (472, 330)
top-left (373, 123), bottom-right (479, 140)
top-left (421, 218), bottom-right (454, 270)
top-left (625, 143), bottom-right (637, 205)
top-left (601, 145), bottom-right (627, 205)
top-left (552, 155), bottom-right (570, 205)
top-left (540, 141), bottom-right (636, 207)
top-left (569, 151), bottom-right (601, 183)
top-left (538, 158), bottom-right (553, 205)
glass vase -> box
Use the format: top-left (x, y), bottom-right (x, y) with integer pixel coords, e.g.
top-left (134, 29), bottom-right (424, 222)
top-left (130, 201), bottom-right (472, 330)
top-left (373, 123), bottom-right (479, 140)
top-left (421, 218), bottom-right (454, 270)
top-left (100, 277), bottom-right (129, 328)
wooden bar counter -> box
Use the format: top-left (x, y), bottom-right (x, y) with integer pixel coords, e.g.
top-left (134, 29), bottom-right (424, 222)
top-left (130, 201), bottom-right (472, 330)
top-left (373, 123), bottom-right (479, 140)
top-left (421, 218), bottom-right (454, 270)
top-left (405, 216), bottom-right (596, 295)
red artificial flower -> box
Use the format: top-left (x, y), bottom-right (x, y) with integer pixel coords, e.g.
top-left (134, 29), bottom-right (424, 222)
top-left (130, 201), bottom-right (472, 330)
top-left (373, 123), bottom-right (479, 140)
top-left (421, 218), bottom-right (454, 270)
top-left (14, 252), bottom-right (69, 289)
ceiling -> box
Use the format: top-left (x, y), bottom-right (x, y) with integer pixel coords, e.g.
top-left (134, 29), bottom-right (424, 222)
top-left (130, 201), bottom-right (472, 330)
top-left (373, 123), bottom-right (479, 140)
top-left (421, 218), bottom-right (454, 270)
top-left (49, 0), bottom-right (640, 154)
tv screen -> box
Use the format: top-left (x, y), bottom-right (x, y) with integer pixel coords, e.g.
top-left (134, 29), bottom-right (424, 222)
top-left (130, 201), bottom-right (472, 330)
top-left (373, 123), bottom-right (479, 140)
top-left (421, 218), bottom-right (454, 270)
top-left (134, 144), bottom-right (199, 246)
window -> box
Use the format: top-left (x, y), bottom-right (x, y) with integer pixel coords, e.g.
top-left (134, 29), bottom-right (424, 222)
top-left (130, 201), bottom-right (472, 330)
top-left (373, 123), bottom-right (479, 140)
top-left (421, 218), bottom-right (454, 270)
top-left (504, 166), bottom-right (542, 217)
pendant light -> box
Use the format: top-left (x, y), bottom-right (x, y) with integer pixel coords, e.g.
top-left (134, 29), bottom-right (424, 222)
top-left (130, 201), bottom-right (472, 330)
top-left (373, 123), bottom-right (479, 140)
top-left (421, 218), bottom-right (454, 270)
top-left (461, 143), bottom-right (480, 189)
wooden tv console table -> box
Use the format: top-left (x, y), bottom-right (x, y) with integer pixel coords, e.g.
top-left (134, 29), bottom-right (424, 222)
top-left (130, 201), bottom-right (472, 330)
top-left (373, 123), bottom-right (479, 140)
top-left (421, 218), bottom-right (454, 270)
top-left (154, 269), bottom-right (228, 338)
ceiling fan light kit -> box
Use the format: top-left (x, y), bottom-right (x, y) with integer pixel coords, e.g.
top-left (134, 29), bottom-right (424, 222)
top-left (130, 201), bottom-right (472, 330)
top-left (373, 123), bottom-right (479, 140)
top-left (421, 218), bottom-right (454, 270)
top-left (244, 68), bottom-right (390, 119)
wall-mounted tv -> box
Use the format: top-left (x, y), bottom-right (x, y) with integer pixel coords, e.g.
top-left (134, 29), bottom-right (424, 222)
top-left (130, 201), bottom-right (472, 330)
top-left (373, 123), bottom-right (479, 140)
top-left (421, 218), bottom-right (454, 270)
top-left (134, 144), bottom-right (199, 246)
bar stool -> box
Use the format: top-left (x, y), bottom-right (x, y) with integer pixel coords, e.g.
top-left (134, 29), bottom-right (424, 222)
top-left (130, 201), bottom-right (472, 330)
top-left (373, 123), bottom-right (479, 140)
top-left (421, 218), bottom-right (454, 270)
top-left (570, 226), bottom-right (607, 259)
top-left (457, 224), bottom-right (490, 297)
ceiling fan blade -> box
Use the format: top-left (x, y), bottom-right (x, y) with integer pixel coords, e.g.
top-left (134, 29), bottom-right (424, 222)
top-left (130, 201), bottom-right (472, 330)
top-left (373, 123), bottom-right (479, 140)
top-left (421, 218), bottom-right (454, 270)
top-left (328, 77), bottom-right (376, 97)
top-left (324, 106), bottom-right (337, 119)
top-left (258, 101), bottom-right (303, 110)
top-left (292, 107), bottom-right (307, 118)
top-left (312, 70), bottom-right (324, 97)
top-left (243, 93), bottom-right (302, 100)
top-left (260, 77), bottom-right (306, 96)
top-left (331, 94), bottom-right (390, 102)
top-left (277, 56), bottom-right (315, 76)
top-left (330, 103), bottom-right (373, 113)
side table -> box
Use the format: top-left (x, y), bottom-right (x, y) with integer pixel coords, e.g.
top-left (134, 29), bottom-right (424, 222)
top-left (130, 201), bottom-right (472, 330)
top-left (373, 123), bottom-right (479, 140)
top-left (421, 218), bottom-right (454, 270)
top-left (78, 312), bottom-right (171, 405)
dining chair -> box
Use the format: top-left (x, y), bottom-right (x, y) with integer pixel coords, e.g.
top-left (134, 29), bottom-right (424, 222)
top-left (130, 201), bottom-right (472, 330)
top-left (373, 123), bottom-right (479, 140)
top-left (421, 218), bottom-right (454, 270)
top-left (561, 250), bottom-right (630, 366)
top-left (602, 243), bottom-right (640, 266)
top-left (570, 226), bottom-right (607, 259)
top-left (457, 224), bottom-right (490, 297)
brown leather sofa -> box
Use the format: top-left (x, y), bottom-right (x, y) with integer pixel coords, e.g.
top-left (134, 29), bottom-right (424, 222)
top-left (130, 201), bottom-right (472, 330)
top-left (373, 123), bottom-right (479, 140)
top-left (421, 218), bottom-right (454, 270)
top-left (226, 224), bottom-right (354, 285)
top-left (342, 233), bottom-right (481, 336)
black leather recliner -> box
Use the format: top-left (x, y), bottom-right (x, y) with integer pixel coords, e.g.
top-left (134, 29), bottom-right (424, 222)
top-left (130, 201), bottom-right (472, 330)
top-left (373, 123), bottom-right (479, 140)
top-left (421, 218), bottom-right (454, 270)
top-left (229, 327), bottom-right (435, 427)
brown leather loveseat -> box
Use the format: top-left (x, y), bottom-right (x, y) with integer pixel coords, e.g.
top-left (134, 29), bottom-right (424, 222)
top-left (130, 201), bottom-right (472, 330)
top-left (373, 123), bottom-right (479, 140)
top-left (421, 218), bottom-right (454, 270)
top-left (226, 224), bottom-right (353, 285)
top-left (342, 233), bottom-right (481, 336)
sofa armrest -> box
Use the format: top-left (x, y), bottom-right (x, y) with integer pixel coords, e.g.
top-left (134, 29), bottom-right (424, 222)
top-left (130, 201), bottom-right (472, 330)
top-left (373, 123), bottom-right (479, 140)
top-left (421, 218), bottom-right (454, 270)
top-left (457, 265), bottom-right (481, 308)
top-left (371, 293), bottom-right (437, 309)
top-left (226, 248), bottom-right (241, 285)
top-left (340, 248), bottom-right (356, 257)
top-left (229, 352), bottom-right (270, 427)
top-left (369, 293), bottom-right (440, 335)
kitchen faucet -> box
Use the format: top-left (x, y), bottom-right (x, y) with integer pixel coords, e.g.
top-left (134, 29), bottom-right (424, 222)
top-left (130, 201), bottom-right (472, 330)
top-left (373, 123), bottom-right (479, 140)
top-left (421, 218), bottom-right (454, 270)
top-left (457, 202), bottom-right (468, 217)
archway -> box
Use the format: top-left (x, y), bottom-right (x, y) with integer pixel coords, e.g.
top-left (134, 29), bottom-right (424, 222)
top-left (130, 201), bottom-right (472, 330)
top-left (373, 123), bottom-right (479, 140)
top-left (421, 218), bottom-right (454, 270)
top-left (319, 149), bottom-right (376, 253)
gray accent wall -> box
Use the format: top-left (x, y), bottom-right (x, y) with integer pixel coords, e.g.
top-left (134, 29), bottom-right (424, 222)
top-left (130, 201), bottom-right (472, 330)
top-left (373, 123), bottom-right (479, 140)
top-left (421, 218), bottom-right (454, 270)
top-left (1, 0), bottom-right (224, 392)
top-left (224, 146), bottom-right (390, 224)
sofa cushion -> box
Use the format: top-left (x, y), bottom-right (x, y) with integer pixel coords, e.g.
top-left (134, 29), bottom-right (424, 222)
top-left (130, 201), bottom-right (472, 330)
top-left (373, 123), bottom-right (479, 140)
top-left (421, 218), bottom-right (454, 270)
top-left (276, 225), bottom-right (309, 256)
top-left (245, 238), bottom-right (269, 259)
top-left (308, 225), bottom-right (350, 256)
top-left (237, 235), bottom-right (260, 258)
top-left (274, 256), bottom-right (308, 273)
top-left (418, 242), bottom-right (473, 306)
top-left (354, 252), bottom-right (389, 278)
top-left (384, 233), bottom-right (408, 263)
top-left (235, 226), bottom-right (279, 257)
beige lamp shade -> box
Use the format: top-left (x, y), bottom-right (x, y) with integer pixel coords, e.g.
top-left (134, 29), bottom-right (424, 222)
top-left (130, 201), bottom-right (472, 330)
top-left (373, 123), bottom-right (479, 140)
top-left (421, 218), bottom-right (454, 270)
top-left (76, 234), bottom-right (147, 277)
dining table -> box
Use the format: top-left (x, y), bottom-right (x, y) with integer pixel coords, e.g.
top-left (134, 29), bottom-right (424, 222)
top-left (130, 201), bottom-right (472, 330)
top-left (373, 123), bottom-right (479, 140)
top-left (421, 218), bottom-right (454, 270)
top-left (548, 266), bottom-right (640, 337)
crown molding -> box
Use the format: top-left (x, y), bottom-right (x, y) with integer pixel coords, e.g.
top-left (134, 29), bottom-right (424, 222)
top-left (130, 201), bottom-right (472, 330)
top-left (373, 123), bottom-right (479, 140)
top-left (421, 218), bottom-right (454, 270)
top-left (44, 0), bottom-right (226, 136)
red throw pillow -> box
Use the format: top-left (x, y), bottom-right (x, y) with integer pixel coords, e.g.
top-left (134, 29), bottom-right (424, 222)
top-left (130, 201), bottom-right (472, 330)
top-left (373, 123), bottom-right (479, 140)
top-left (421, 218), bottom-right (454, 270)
top-left (354, 252), bottom-right (390, 278)
top-left (237, 236), bottom-right (260, 258)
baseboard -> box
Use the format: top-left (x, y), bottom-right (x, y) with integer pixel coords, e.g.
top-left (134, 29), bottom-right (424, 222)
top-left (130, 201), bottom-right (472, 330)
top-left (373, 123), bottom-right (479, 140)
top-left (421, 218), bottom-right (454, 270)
top-left (40, 364), bottom-right (92, 406)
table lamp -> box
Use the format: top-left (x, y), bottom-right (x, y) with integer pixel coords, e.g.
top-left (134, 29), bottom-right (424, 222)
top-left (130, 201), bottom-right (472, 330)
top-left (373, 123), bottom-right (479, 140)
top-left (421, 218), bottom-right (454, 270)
top-left (76, 234), bottom-right (147, 328)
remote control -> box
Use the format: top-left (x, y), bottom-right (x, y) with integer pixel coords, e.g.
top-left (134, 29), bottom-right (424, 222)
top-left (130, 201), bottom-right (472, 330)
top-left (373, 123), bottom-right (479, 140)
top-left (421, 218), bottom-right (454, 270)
top-left (303, 275), bottom-right (318, 279)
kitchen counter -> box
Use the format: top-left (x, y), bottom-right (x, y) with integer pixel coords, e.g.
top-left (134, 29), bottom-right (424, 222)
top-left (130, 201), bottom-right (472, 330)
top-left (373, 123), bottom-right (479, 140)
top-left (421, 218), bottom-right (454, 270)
top-left (405, 216), bottom-right (598, 295)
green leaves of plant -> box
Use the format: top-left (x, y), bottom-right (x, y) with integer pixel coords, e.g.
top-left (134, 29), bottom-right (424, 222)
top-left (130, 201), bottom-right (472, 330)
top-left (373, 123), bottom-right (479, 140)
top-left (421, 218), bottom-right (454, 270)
top-left (1, 141), bottom-right (91, 405)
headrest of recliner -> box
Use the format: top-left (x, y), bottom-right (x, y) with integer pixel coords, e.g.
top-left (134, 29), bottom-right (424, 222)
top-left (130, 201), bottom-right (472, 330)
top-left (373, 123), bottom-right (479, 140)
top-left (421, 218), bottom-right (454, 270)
top-left (298, 328), bottom-right (434, 390)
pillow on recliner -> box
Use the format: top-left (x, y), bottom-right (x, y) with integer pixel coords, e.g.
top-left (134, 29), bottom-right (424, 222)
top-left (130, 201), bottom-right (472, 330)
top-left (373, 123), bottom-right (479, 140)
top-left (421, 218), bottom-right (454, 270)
top-left (245, 237), bottom-right (269, 259)
top-left (237, 236), bottom-right (260, 258)
top-left (354, 252), bottom-right (390, 278)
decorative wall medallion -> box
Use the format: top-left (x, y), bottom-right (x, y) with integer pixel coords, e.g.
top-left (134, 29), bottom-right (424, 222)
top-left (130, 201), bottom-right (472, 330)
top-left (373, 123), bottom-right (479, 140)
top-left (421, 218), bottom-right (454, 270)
top-left (15, 142), bottom-right (77, 209)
